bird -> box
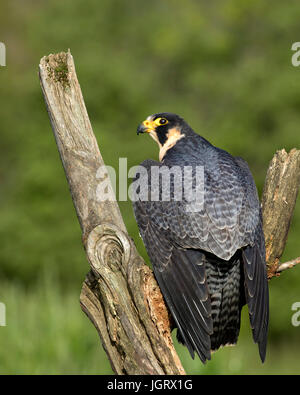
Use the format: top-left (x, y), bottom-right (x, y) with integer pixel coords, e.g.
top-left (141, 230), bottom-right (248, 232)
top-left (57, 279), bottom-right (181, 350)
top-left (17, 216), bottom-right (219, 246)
top-left (132, 112), bottom-right (269, 364)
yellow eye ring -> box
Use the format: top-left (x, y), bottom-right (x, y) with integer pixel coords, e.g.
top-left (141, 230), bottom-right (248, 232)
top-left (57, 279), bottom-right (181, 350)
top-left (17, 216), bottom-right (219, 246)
top-left (154, 117), bottom-right (168, 126)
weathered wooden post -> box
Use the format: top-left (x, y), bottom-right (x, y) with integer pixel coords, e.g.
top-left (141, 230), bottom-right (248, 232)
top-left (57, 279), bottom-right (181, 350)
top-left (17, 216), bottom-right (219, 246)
top-left (39, 50), bottom-right (185, 375)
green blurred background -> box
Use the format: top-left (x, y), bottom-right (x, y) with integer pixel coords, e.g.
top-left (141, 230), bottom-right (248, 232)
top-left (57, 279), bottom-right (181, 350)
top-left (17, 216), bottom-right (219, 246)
top-left (0, 0), bottom-right (300, 374)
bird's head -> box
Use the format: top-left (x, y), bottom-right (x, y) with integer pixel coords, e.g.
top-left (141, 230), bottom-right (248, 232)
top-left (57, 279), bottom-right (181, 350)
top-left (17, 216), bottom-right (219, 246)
top-left (137, 112), bottom-right (190, 161)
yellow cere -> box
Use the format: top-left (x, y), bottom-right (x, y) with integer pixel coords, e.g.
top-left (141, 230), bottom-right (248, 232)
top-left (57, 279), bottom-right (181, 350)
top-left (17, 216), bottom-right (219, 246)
top-left (142, 120), bottom-right (153, 128)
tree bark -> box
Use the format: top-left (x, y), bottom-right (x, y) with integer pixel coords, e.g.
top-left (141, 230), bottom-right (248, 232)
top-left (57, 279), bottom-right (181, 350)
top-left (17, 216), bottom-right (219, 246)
top-left (39, 50), bottom-right (300, 375)
top-left (262, 149), bottom-right (300, 278)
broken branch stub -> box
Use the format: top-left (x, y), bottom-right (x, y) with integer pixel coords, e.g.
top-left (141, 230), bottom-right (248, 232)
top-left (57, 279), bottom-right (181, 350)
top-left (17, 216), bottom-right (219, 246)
top-left (261, 149), bottom-right (300, 278)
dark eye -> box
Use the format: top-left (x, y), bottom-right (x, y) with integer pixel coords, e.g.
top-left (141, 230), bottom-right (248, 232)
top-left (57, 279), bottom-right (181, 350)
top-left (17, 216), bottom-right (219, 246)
top-left (154, 117), bottom-right (169, 126)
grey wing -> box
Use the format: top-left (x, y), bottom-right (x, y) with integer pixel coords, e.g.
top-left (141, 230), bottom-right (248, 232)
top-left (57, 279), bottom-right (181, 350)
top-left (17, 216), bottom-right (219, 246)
top-left (133, 160), bottom-right (213, 362)
top-left (235, 157), bottom-right (269, 362)
top-left (145, 151), bottom-right (260, 260)
top-left (242, 221), bottom-right (269, 362)
top-left (133, 154), bottom-right (269, 361)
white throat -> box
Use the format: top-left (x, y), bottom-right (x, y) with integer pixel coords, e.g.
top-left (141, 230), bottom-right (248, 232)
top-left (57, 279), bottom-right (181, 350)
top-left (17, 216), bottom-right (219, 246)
top-left (149, 127), bottom-right (185, 161)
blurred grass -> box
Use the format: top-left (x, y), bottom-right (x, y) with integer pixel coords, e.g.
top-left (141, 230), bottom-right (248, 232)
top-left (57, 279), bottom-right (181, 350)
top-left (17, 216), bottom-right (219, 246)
top-left (0, 0), bottom-right (300, 374)
top-left (0, 273), bottom-right (113, 374)
top-left (0, 272), bottom-right (299, 374)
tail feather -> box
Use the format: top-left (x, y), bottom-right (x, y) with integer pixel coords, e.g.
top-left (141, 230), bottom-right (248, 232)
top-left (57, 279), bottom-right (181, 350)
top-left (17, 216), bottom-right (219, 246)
top-left (155, 248), bottom-right (244, 362)
top-left (205, 252), bottom-right (242, 350)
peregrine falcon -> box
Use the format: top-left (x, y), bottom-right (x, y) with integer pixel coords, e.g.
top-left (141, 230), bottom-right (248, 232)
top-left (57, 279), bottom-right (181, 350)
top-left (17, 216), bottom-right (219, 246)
top-left (133, 113), bottom-right (269, 363)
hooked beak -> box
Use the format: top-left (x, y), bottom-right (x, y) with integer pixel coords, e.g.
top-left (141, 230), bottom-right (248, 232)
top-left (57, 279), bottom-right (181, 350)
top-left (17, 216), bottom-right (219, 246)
top-left (137, 124), bottom-right (147, 135)
top-left (137, 119), bottom-right (155, 135)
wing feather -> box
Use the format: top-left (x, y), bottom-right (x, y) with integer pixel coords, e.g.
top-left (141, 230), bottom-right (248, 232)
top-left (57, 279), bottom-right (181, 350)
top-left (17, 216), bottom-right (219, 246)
top-left (133, 148), bottom-right (269, 362)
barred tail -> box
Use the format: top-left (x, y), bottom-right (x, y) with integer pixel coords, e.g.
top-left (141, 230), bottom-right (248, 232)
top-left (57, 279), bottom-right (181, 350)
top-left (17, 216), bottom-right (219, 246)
top-left (205, 253), bottom-right (243, 350)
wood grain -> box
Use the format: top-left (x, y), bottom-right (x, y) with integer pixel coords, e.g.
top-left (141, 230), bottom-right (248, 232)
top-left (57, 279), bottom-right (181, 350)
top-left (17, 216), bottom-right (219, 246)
top-left (261, 149), bottom-right (300, 278)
